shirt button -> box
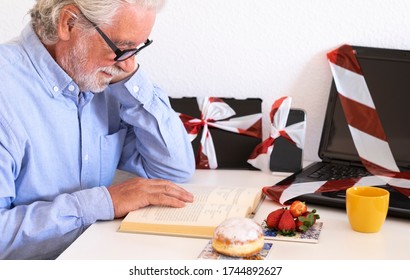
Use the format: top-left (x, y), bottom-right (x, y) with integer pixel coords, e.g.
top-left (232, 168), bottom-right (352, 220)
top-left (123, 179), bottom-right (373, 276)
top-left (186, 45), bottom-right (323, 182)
top-left (68, 85), bottom-right (75, 91)
top-left (133, 86), bottom-right (139, 93)
top-left (53, 86), bottom-right (59, 92)
top-left (84, 154), bottom-right (89, 161)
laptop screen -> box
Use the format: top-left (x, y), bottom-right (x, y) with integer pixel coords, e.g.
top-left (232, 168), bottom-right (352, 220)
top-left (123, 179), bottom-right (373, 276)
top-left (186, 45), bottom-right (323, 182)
top-left (319, 45), bottom-right (410, 170)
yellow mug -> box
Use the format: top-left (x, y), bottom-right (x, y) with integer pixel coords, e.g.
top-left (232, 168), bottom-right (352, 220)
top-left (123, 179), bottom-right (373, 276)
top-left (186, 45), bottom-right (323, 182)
top-left (346, 186), bottom-right (390, 233)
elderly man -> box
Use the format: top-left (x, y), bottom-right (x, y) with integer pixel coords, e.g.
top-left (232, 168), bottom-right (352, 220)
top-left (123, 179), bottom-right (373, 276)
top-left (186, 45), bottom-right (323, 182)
top-left (0, 0), bottom-right (195, 259)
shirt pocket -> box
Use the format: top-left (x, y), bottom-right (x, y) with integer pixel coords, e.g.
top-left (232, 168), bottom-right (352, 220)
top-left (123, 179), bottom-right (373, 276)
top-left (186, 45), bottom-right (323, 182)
top-left (99, 127), bottom-right (127, 186)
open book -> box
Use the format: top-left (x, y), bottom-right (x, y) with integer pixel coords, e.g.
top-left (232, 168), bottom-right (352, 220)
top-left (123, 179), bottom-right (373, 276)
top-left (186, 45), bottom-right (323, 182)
top-left (118, 184), bottom-right (264, 238)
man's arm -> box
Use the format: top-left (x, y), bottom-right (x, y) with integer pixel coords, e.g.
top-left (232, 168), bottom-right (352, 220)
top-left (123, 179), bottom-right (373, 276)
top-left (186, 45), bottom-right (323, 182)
top-left (108, 67), bottom-right (196, 183)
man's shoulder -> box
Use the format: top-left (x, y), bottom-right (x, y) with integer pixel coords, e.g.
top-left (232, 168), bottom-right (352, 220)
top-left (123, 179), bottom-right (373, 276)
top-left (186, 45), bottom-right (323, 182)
top-left (0, 24), bottom-right (36, 68)
top-left (0, 40), bottom-right (26, 69)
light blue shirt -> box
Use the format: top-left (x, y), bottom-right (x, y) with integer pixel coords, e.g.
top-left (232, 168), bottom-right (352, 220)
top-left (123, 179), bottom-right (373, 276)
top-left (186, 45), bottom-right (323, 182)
top-left (0, 24), bottom-right (195, 259)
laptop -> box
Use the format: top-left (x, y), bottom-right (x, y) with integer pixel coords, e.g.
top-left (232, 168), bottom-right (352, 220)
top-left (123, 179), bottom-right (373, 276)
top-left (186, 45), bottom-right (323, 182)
top-left (275, 45), bottom-right (410, 219)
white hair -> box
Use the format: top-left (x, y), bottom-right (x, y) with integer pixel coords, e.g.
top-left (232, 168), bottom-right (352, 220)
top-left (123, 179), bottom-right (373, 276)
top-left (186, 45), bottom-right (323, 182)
top-left (30, 0), bottom-right (165, 44)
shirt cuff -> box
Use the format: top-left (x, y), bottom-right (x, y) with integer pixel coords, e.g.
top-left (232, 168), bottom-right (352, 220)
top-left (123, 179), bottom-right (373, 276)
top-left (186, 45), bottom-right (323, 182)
top-left (74, 186), bottom-right (115, 225)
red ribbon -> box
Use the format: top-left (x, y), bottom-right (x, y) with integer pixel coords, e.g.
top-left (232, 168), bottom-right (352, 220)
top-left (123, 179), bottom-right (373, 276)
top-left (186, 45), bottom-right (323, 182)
top-left (178, 97), bottom-right (262, 169)
top-left (263, 45), bottom-right (410, 204)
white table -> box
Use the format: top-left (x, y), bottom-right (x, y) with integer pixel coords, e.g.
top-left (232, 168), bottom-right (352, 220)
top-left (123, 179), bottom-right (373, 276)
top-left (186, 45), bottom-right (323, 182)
top-left (58, 169), bottom-right (410, 260)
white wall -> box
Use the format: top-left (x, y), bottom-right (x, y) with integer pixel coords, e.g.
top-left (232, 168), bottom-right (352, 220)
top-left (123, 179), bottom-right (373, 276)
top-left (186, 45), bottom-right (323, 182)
top-left (2, 0), bottom-right (410, 162)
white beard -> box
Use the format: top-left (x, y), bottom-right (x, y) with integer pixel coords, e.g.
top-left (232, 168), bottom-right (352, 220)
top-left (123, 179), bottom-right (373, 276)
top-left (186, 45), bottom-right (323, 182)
top-left (59, 37), bottom-right (124, 93)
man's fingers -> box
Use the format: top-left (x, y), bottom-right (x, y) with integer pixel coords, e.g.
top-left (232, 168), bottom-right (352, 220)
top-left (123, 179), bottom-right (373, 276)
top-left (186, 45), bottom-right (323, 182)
top-left (145, 181), bottom-right (194, 207)
top-left (147, 179), bottom-right (194, 203)
top-left (148, 192), bottom-right (188, 208)
top-left (162, 183), bottom-right (194, 203)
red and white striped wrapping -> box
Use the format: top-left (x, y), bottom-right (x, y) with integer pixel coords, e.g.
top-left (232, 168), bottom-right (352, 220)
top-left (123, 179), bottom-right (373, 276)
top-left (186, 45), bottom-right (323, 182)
top-left (263, 44), bottom-right (410, 205)
top-left (178, 97), bottom-right (262, 169)
top-left (247, 96), bottom-right (306, 172)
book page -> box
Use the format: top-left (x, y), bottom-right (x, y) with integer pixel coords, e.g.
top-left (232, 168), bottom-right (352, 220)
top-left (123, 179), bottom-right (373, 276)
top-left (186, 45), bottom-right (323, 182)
top-left (120, 186), bottom-right (262, 228)
top-left (187, 185), bottom-right (261, 206)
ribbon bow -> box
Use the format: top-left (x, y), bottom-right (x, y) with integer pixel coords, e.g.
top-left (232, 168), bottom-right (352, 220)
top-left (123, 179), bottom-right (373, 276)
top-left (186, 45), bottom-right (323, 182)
top-left (247, 96), bottom-right (306, 172)
top-left (179, 97), bottom-right (262, 169)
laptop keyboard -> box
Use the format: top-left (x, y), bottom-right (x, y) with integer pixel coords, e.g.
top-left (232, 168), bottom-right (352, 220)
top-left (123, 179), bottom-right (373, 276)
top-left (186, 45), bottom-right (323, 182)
top-left (304, 163), bottom-right (373, 199)
top-left (308, 163), bottom-right (372, 181)
top-left (285, 162), bottom-right (410, 218)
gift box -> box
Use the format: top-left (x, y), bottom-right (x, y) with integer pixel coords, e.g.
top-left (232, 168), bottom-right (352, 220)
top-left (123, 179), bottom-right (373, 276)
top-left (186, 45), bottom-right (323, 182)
top-left (269, 108), bottom-right (305, 172)
top-left (169, 97), bottom-right (262, 169)
top-left (247, 96), bottom-right (306, 173)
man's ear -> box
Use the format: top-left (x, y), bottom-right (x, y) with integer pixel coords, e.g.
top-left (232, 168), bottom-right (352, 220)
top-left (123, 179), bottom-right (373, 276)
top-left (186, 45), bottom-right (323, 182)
top-left (57, 5), bottom-right (80, 41)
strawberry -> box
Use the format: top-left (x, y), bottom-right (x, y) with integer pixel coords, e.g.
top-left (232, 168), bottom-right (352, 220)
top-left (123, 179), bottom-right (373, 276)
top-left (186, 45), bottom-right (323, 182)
top-left (277, 210), bottom-right (296, 236)
top-left (295, 209), bottom-right (320, 232)
top-left (266, 208), bottom-right (286, 229)
top-left (289, 200), bottom-right (307, 218)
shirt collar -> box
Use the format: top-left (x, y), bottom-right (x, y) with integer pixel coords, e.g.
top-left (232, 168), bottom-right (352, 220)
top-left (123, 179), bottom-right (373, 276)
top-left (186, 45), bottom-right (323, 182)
top-left (20, 24), bottom-right (79, 98)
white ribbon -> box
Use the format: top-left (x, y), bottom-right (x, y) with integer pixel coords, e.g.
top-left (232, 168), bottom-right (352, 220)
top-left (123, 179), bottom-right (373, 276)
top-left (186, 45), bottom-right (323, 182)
top-left (186, 97), bottom-right (262, 169)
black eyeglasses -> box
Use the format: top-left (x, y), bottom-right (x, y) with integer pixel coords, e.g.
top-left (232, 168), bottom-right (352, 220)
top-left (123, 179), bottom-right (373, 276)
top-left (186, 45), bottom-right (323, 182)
top-left (80, 13), bottom-right (153, 62)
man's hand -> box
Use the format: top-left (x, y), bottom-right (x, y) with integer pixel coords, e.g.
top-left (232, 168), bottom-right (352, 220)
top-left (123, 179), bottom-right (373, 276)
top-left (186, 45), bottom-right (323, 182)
top-left (108, 177), bottom-right (194, 218)
top-left (110, 60), bottom-right (140, 84)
